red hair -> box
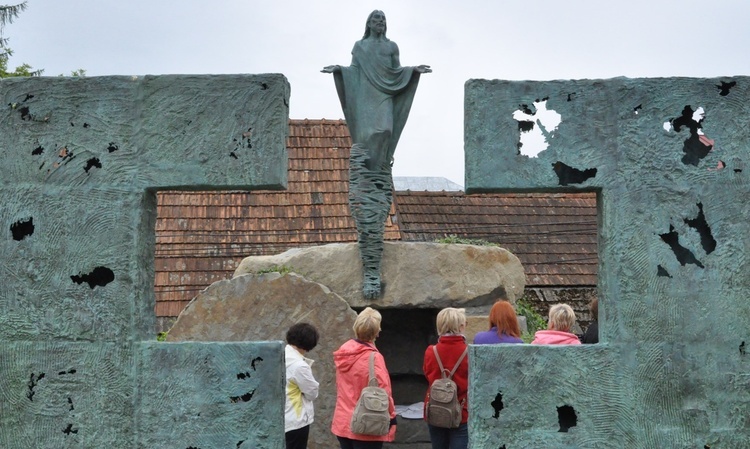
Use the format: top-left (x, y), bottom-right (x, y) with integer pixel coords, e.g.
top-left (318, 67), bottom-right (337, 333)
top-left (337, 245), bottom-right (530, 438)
top-left (488, 300), bottom-right (521, 338)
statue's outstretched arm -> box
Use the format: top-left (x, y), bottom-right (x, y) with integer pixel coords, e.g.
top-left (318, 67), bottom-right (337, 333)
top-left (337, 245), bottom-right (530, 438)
top-left (321, 65), bottom-right (342, 73)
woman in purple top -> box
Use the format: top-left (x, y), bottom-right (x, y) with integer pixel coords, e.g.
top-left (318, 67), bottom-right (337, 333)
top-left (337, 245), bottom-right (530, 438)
top-left (473, 301), bottom-right (524, 344)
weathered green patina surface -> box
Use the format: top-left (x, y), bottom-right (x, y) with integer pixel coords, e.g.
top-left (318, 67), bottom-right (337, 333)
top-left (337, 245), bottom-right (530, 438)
top-left (0, 74), bottom-right (289, 448)
top-left (323, 10), bottom-right (431, 299)
top-left (466, 77), bottom-right (750, 448)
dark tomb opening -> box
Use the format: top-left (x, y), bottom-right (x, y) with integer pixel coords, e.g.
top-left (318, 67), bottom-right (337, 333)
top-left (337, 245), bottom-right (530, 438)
top-left (361, 307), bottom-right (440, 405)
top-left (366, 307), bottom-right (441, 446)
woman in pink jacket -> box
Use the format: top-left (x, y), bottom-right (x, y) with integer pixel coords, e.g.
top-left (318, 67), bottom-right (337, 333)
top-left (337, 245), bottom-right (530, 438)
top-left (331, 307), bottom-right (397, 448)
top-left (531, 303), bottom-right (581, 345)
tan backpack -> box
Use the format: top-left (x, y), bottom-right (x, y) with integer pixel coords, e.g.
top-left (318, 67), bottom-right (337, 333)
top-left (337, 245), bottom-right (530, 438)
top-left (350, 352), bottom-right (391, 436)
top-left (425, 345), bottom-right (468, 428)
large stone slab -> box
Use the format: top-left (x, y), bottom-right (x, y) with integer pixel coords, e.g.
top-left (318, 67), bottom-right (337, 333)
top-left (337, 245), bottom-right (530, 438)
top-left (465, 77), bottom-right (750, 447)
top-left (0, 341), bottom-right (134, 448)
top-left (1, 75), bottom-right (288, 190)
top-left (1, 74), bottom-right (290, 448)
top-left (167, 272), bottom-right (357, 449)
top-left (233, 242), bottom-right (525, 308)
top-left (137, 341), bottom-right (284, 449)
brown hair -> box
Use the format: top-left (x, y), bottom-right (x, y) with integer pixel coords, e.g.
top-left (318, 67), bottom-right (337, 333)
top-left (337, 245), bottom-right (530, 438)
top-left (589, 298), bottom-right (598, 320)
top-left (488, 300), bottom-right (521, 338)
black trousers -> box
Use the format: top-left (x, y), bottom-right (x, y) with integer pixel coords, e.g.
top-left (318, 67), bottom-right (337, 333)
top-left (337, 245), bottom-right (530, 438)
top-left (285, 425), bottom-right (310, 449)
top-left (336, 436), bottom-right (384, 449)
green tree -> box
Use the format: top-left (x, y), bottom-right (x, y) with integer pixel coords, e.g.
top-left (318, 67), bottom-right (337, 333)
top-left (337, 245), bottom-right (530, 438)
top-left (1, 1), bottom-right (42, 78)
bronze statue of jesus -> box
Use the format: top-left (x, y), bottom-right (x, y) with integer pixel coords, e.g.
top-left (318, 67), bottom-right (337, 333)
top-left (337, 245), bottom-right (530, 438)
top-left (323, 10), bottom-right (431, 299)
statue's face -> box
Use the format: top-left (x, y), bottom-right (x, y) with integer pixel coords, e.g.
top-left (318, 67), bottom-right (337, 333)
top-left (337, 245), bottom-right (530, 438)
top-left (368, 11), bottom-right (386, 34)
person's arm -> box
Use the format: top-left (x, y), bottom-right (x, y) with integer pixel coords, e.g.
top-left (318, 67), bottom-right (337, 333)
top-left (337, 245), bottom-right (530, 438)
top-left (423, 345), bottom-right (439, 383)
top-left (293, 364), bottom-right (319, 400)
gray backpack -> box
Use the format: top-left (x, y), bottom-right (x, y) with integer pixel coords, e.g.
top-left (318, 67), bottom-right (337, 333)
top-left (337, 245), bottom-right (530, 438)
top-left (350, 352), bottom-right (391, 436)
top-left (425, 345), bottom-right (468, 428)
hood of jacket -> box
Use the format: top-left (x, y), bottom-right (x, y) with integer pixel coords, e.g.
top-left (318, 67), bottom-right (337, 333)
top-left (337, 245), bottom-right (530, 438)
top-left (333, 339), bottom-right (376, 374)
top-left (532, 330), bottom-right (581, 345)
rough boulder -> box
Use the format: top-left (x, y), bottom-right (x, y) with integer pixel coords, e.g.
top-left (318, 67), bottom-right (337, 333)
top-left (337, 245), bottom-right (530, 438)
top-left (233, 242), bottom-right (525, 307)
top-left (167, 272), bottom-right (357, 449)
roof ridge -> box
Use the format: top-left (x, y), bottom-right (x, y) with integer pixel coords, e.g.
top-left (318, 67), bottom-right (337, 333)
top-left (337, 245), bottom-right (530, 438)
top-left (289, 118), bottom-right (347, 126)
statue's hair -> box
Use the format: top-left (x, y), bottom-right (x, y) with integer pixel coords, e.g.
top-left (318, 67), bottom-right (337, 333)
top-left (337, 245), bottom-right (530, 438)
top-left (363, 10), bottom-right (388, 39)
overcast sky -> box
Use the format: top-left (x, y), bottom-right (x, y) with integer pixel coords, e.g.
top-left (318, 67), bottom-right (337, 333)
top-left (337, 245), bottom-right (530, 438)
top-left (5, 0), bottom-right (750, 186)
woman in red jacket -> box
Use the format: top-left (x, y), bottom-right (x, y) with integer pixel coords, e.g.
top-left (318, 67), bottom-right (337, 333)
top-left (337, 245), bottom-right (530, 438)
top-left (423, 307), bottom-right (469, 449)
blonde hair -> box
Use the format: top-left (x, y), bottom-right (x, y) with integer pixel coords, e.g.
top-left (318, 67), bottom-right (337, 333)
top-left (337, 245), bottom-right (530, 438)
top-left (436, 307), bottom-right (466, 336)
top-left (548, 304), bottom-right (576, 332)
top-left (353, 307), bottom-right (382, 342)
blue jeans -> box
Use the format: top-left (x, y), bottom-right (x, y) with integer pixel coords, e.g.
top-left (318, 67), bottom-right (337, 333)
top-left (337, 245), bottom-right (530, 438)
top-left (428, 422), bottom-right (469, 449)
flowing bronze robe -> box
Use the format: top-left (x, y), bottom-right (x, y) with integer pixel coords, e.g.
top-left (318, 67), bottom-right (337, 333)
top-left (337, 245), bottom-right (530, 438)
top-left (332, 38), bottom-right (422, 298)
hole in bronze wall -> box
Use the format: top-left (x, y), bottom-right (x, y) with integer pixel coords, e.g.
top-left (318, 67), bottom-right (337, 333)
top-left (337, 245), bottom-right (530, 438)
top-left (11, 217), bottom-right (34, 241)
top-left (684, 202), bottom-right (716, 254)
top-left (557, 404), bottom-right (577, 432)
top-left (70, 266), bottom-right (115, 289)
top-left (491, 392), bottom-right (504, 418)
top-left (659, 225), bottom-right (704, 268)
top-left (552, 161), bottom-right (597, 186)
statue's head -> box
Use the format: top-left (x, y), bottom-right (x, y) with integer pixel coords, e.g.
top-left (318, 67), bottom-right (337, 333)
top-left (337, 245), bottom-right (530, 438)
top-left (363, 10), bottom-right (387, 38)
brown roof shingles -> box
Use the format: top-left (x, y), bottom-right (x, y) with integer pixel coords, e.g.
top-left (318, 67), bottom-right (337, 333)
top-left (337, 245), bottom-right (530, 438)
top-left (393, 191), bottom-right (598, 286)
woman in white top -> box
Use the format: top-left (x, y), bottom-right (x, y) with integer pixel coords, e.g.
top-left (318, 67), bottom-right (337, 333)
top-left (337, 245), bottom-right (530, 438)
top-left (284, 322), bottom-right (320, 449)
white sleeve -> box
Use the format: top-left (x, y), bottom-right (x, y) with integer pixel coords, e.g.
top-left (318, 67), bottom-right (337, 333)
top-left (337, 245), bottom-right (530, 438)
top-left (293, 364), bottom-right (319, 401)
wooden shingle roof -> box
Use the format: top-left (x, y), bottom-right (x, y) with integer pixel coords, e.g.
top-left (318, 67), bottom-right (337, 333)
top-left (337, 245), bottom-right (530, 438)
top-left (155, 119), bottom-right (598, 319)
top-left (392, 191), bottom-right (598, 287)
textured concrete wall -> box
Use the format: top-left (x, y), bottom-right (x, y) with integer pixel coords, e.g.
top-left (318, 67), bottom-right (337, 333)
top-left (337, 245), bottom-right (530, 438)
top-left (0, 75), bottom-right (289, 449)
top-left (465, 77), bottom-right (750, 447)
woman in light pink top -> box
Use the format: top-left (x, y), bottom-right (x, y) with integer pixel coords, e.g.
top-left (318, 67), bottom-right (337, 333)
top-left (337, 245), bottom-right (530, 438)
top-left (531, 304), bottom-right (581, 345)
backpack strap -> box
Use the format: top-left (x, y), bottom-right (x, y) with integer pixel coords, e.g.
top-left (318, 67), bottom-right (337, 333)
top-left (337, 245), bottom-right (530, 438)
top-left (432, 345), bottom-right (468, 379)
top-left (367, 351), bottom-right (379, 387)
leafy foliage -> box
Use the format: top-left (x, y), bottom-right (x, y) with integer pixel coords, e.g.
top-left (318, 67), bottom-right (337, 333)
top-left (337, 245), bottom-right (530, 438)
top-left (256, 265), bottom-right (292, 275)
top-left (65, 68), bottom-right (86, 77)
top-left (0, 2), bottom-right (27, 29)
top-left (435, 234), bottom-right (498, 246)
top-left (516, 299), bottom-right (547, 343)
top-left (156, 331), bottom-right (168, 342)
top-left (0, 2), bottom-right (42, 78)
top-left (0, 51), bottom-right (40, 77)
